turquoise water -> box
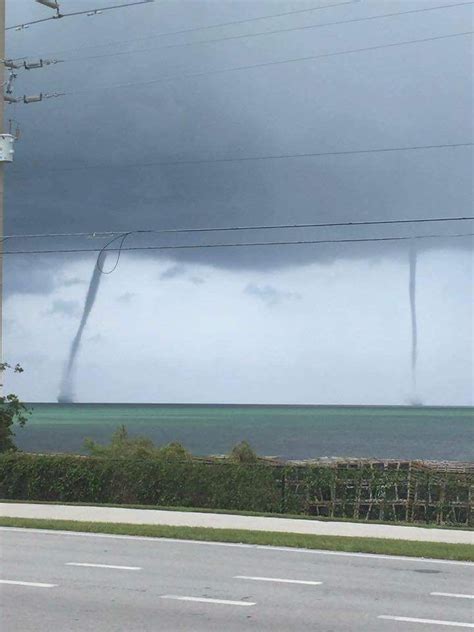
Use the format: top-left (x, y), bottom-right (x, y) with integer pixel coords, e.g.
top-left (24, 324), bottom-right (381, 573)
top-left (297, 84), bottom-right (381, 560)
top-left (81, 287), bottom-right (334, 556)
top-left (14, 403), bottom-right (474, 461)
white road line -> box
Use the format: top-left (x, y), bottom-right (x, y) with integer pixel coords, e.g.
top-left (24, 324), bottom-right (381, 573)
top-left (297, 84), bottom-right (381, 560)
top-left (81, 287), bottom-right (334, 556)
top-left (2, 527), bottom-right (472, 567)
top-left (431, 593), bottom-right (474, 600)
top-left (0, 580), bottom-right (57, 588)
top-left (160, 595), bottom-right (255, 607)
top-left (378, 616), bottom-right (474, 628)
top-left (66, 562), bottom-right (141, 570)
top-left (234, 575), bottom-right (322, 585)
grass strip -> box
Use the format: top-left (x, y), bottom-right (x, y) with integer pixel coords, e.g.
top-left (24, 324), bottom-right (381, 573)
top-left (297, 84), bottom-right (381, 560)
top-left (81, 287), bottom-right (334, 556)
top-left (0, 517), bottom-right (472, 562)
top-left (0, 499), bottom-right (470, 531)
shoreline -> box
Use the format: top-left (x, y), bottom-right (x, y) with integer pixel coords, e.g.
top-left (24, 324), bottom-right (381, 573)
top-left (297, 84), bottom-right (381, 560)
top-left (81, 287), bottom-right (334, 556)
top-left (24, 402), bottom-right (474, 409)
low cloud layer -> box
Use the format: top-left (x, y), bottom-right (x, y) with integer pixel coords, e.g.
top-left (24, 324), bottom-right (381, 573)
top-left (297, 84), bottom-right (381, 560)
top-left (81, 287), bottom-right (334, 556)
top-left (5, 251), bottom-right (473, 405)
top-left (245, 283), bottom-right (301, 307)
top-left (160, 265), bottom-right (187, 280)
top-left (45, 299), bottom-right (81, 318)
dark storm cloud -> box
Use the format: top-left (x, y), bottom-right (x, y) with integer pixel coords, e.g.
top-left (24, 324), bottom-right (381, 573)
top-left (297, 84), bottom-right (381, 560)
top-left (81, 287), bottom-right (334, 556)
top-left (4, 0), bottom-right (473, 286)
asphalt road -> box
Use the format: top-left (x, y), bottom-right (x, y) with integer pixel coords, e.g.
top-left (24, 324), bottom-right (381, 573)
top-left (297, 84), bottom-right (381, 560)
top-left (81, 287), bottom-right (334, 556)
top-left (0, 528), bottom-right (473, 631)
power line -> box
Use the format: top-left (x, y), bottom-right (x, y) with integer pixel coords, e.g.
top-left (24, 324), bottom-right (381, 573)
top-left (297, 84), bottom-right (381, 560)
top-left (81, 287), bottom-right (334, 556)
top-left (4, 2), bottom-right (154, 108)
top-left (59, 3), bottom-right (474, 65)
top-left (6, 0), bottom-right (154, 31)
top-left (10, 30), bottom-right (471, 107)
top-left (2, 232), bottom-right (472, 256)
top-left (12, 142), bottom-right (473, 174)
top-left (64, 31), bottom-right (473, 97)
top-left (4, 215), bottom-right (473, 241)
top-left (17, 1), bottom-right (358, 58)
top-left (96, 232), bottom-right (133, 274)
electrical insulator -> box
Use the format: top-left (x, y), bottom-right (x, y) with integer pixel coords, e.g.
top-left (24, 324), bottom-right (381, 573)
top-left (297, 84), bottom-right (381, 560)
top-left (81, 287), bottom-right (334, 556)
top-left (4, 60), bottom-right (22, 69)
top-left (23, 61), bottom-right (44, 70)
top-left (23, 94), bottom-right (43, 103)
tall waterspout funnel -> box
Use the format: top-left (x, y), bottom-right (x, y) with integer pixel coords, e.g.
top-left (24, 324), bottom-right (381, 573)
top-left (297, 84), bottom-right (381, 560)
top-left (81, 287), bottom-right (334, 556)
top-left (58, 255), bottom-right (104, 403)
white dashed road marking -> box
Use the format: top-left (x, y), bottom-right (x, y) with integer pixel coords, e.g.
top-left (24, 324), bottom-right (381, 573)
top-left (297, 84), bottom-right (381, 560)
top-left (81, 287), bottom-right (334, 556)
top-left (378, 615), bottom-right (474, 628)
top-left (160, 595), bottom-right (256, 606)
top-left (0, 580), bottom-right (57, 588)
top-left (431, 593), bottom-right (474, 600)
top-left (66, 562), bottom-right (141, 570)
top-left (234, 575), bottom-right (322, 585)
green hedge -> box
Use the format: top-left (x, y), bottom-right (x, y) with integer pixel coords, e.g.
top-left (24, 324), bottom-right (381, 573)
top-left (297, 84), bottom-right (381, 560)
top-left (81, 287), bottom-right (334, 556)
top-left (0, 453), bottom-right (471, 526)
top-left (0, 453), bottom-right (282, 512)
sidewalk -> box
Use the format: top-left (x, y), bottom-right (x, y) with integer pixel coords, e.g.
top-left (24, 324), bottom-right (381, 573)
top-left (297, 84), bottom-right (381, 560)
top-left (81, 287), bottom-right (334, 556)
top-left (1, 503), bottom-right (472, 544)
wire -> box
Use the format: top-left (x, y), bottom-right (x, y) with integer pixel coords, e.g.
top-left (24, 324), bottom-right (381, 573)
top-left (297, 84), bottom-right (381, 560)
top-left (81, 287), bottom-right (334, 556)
top-left (12, 142), bottom-right (473, 174)
top-left (60, 3), bottom-right (474, 64)
top-left (63, 31), bottom-right (473, 97)
top-left (4, 215), bottom-right (473, 241)
top-left (96, 232), bottom-right (133, 274)
top-left (2, 232), bottom-right (472, 256)
top-left (54, 0), bottom-right (154, 18)
top-left (6, 0), bottom-right (154, 31)
top-left (17, 1), bottom-right (358, 57)
top-left (10, 30), bottom-right (471, 106)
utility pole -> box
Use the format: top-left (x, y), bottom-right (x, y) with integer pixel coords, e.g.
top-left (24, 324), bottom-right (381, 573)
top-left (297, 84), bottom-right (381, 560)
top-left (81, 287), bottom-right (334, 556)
top-left (0, 0), bottom-right (5, 366)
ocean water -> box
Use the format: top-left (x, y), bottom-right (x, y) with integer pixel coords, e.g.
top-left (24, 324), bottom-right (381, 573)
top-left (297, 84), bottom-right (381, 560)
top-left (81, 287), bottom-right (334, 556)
top-left (14, 403), bottom-right (474, 461)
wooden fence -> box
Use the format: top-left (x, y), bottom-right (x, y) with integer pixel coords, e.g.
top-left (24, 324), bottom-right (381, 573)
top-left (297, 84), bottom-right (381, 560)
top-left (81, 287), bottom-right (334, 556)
top-left (282, 459), bottom-right (473, 526)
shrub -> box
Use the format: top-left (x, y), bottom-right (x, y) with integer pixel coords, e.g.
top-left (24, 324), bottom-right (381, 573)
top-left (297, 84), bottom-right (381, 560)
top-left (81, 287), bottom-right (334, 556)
top-left (0, 453), bottom-right (281, 512)
top-left (84, 425), bottom-right (190, 461)
top-left (229, 441), bottom-right (259, 464)
top-left (157, 442), bottom-right (191, 461)
top-left (0, 363), bottom-right (29, 453)
top-left (0, 453), bottom-right (470, 526)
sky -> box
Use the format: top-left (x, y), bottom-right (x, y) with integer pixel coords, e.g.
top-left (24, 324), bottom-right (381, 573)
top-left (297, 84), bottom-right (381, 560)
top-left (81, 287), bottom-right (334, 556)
top-left (3, 0), bottom-right (473, 404)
